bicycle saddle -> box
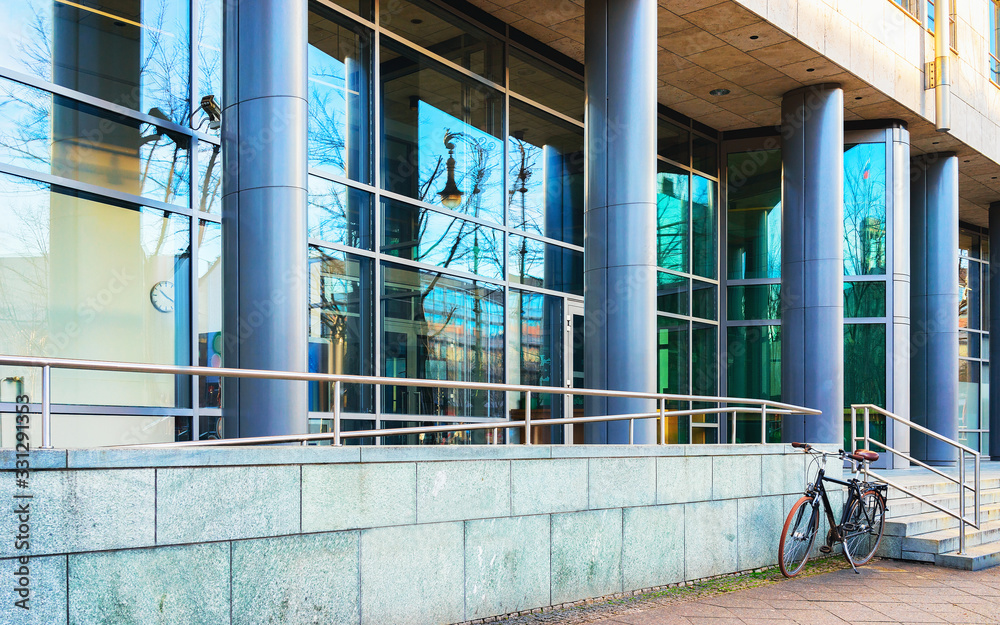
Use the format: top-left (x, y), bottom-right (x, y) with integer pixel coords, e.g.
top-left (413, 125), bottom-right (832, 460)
top-left (849, 449), bottom-right (879, 462)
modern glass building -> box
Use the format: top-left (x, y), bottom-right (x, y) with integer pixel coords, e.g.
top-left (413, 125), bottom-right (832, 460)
top-left (1, 0), bottom-right (998, 467)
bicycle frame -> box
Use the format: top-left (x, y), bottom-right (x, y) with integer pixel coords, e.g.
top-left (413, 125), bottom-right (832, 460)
top-left (807, 466), bottom-right (862, 545)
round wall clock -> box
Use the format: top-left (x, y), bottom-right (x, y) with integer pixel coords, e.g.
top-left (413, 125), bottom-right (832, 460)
top-left (150, 280), bottom-right (175, 313)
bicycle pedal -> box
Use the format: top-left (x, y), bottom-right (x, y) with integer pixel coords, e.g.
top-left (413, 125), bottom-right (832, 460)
top-left (819, 545), bottom-right (832, 554)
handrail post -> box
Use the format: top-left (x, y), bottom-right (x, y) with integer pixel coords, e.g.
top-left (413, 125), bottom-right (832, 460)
top-left (760, 405), bottom-right (767, 444)
top-left (41, 365), bottom-right (52, 449)
top-left (659, 398), bottom-right (665, 445)
top-left (851, 406), bottom-right (857, 451)
top-left (959, 447), bottom-right (966, 554)
top-left (731, 409), bottom-right (736, 444)
top-left (333, 380), bottom-right (342, 447)
top-left (863, 406), bottom-right (870, 452)
top-left (524, 391), bottom-right (532, 445)
top-left (628, 418), bottom-right (634, 445)
top-left (975, 452), bottom-right (981, 527)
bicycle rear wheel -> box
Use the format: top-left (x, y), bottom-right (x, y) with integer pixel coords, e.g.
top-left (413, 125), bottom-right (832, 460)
top-left (842, 489), bottom-right (886, 566)
top-left (779, 496), bottom-right (819, 578)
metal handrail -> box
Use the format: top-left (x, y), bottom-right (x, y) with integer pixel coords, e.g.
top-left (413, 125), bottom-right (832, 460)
top-left (0, 354), bottom-right (821, 449)
top-left (851, 404), bottom-right (981, 554)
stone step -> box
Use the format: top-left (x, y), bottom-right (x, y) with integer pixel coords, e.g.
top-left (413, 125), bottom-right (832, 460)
top-left (884, 487), bottom-right (1000, 518)
top-left (884, 501), bottom-right (1000, 537)
top-left (883, 475), bottom-right (1000, 501)
top-left (934, 543), bottom-right (1000, 571)
top-left (901, 518), bottom-right (1000, 555)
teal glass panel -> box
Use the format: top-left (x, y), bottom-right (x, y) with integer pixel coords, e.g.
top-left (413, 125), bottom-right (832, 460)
top-left (0, 77), bottom-right (190, 207)
top-left (692, 280), bottom-right (717, 321)
top-left (844, 323), bottom-right (887, 450)
top-left (727, 284), bottom-right (781, 321)
top-left (381, 261), bottom-right (504, 418)
top-left (657, 271), bottom-right (688, 316)
top-left (308, 247), bottom-right (374, 413)
top-left (844, 281), bottom-right (887, 318)
top-left (844, 143), bottom-right (887, 276)
top-left (726, 150), bottom-right (781, 280)
top-left (959, 360), bottom-right (980, 431)
top-left (657, 317), bottom-right (689, 396)
top-left (658, 118), bottom-right (690, 166)
top-left (726, 325), bottom-right (781, 443)
top-left (309, 4), bottom-right (373, 182)
top-left (508, 290), bottom-right (564, 441)
top-left (657, 161), bottom-right (689, 273)
top-left (309, 176), bottom-right (373, 250)
top-left (0, 0), bottom-right (191, 120)
top-left (507, 101), bottom-right (584, 246)
top-left (692, 175), bottom-right (718, 279)
top-left (509, 49), bottom-right (584, 123)
top-left (692, 135), bottom-right (717, 176)
top-left (508, 235), bottom-right (583, 296)
top-left (692, 322), bottom-right (717, 398)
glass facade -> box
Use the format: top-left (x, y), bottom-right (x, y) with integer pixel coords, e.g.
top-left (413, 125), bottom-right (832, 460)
top-left (959, 227), bottom-right (990, 452)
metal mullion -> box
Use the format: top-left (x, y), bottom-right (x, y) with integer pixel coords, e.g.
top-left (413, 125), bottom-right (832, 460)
top-left (381, 255), bottom-right (506, 288)
top-left (188, 0), bottom-right (200, 437)
top-left (422, 0), bottom-right (508, 42)
top-left (0, 67), bottom-right (213, 144)
top-left (379, 29), bottom-right (504, 93)
top-left (0, 403), bottom-right (196, 417)
top-left (502, 39), bottom-right (511, 425)
top-left (189, 167), bottom-right (201, 440)
top-left (195, 211), bottom-right (223, 224)
top-left (377, 187), bottom-right (505, 231)
top-left (373, 0), bottom-right (383, 429)
top-left (726, 278), bottom-right (781, 286)
top-left (0, 162), bottom-right (198, 219)
top-left (507, 40), bottom-right (583, 82)
top-left (313, 0), bottom-right (377, 30)
top-left (308, 238), bottom-right (379, 259)
top-left (308, 168), bottom-right (379, 195)
top-left (846, 317), bottom-right (889, 324)
top-left (507, 92), bottom-right (583, 129)
top-left (657, 154), bottom-right (692, 175)
top-left (508, 281), bottom-right (583, 302)
top-left (844, 274), bottom-right (889, 282)
top-left (726, 319), bottom-right (782, 328)
top-left (510, 231), bottom-right (584, 254)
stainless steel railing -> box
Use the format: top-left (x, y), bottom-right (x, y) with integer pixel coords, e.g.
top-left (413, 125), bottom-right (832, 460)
top-left (0, 354), bottom-right (821, 449)
top-left (851, 404), bottom-right (981, 554)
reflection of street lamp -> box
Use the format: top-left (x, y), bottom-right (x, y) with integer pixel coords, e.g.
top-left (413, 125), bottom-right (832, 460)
top-left (438, 131), bottom-right (463, 209)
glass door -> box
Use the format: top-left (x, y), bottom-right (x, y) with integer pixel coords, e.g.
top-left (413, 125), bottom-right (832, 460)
top-left (564, 301), bottom-right (585, 443)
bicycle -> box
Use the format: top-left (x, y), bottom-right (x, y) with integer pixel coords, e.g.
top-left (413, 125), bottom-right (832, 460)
top-left (778, 442), bottom-right (887, 577)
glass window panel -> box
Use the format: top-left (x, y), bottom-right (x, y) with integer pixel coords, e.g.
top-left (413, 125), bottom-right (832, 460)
top-left (309, 418), bottom-right (375, 446)
top-left (959, 331), bottom-right (981, 359)
top-left (509, 49), bottom-right (584, 122)
top-left (379, 0), bottom-right (503, 83)
top-left (196, 139), bottom-right (222, 213)
top-left (727, 284), bottom-right (781, 321)
top-left (309, 247), bottom-right (374, 413)
top-left (658, 317), bottom-right (689, 396)
top-left (0, 172), bottom-right (190, 408)
top-left (960, 230), bottom-right (979, 259)
top-left (195, 0), bottom-right (223, 135)
top-left (198, 220), bottom-right (222, 409)
top-left (692, 135), bottom-right (718, 176)
top-left (508, 290), bottom-right (564, 433)
top-left (658, 119), bottom-right (690, 166)
top-left (726, 326), bottom-right (781, 443)
top-left (309, 5), bottom-right (372, 183)
top-left (322, 0), bottom-right (372, 20)
top-left (382, 197), bottom-right (503, 280)
top-left (692, 322), bottom-right (717, 398)
top-left (982, 362), bottom-right (990, 428)
top-left (984, 333), bottom-right (991, 360)
top-left (983, 235), bottom-right (990, 262)
top-left (309, 176), bottom-right (373, 250)
top-left (657, 271), bottom-right (688, 316)
top-left (0, 77), bottom-right (191, 207)
top-left (844, 323), bottom-right (887, 449)
top-left (508, 235), bottom-right (582, 296)
top-left (692, 174), bottom-right (718, 279)
top-left (726, 150), bottom-right (781, 280)
top-left (657, 161), bottom-right (689, 273)
top-left (984, 268), bottom-right (990, 332)
top-left (959, 360), bottom-right (980, 431)
top-left (381, 261), bottom-right (504, 418)
top-left (508, 101), bottom-right (584, 246)
top-left (378, 421), bottom-right (497, 445)
top-left (692, 281), bottom-right (717, 321)
top-left (0, 0), bottom-right (191, 120)
top-left (381, 41), bottom-right (504, 224)
top-left (844, 143), bottom-right (887, 276)
top-left (960, 258), bottom-right (981, 330)
top-left (844, 281), bottom-right (887, 318)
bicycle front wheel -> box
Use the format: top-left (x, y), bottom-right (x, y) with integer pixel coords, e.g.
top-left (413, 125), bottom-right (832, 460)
top-left (842, 489), bottom-right (886, 566)
top-left (778, 496), bottom-right (819, 578)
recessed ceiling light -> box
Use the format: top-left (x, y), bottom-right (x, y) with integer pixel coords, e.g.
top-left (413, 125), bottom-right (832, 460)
top-left (932, 141), bottom-right (940, 145)
top-left (806, 68), bottom-right (815, 72)
top-left (855, 96), bottom-right (862, 100)
top-left (964, 159), bottom-right (971, 163)
top-left (411, 18), bottom-right (423, 24)
top-left (749, 35), bottom-right (759, 40)
top-left (993, 177), bottom-right (998, 180)
top-left (709, 88), bottom-right (730, 96)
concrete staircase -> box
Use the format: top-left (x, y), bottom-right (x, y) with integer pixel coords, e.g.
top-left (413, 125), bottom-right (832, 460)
top-left (877, 466), bottom-right (1000, 571)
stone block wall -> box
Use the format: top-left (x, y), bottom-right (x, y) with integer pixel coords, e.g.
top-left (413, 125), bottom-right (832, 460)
top-left (0, 444), bottom-right (841, 625)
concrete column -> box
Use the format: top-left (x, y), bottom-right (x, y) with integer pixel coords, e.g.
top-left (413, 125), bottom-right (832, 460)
top-left (911, 154), bottom-right (959, 465)
top-left (221, 0), bottom-right (309, 437)
top-left (889, 126), bottom-right (912, 466)
top-left (988, 202), bottom-right (1000, 460)
top-left (583, 0), bottom-right (657, 443)
top-left (780, 84), bottom-right (844, 445)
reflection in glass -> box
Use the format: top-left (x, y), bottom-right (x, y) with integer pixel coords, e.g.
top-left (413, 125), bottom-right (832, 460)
top-left (657, 161), bottom-right (689, 273)
top-left (959, 331), bottom-right (981, 359)
top-left (959, 360), bottom-right (980, 431)
top-left (658, 317), bottom-right (688, 443)
top-left (381, 42), bottom-right (504, 223)
top-left (728, 285), bottom-right (781, 321)
top-left (0, 0), bottom-right (191, 121)
top-left (843, 323), bottom-right (887, 450)
top-left (195, 0), bottom-right (223, 134)
top-left (508, 235), bottom-right (582, 296)
top-left (844, 143), bottom-right (887, 276)
top-left (658, 119), bottom-right (690, 166)
top-left (379, 421), bottom-right (496, 445)
top-left (197, 139), bottom-right (222, 213)
top-left (960, 258), bottom-right (981, 330)
top-left (692, 322), bottom-right (717, 398)
top-left (510, 49), bottom-right (584, 122)
top-left (727, 325), bottom-right (781, 443)
top-left (309, 247), bottom-right (374, 413)
top-left (727, 150), bottom-right (781, 280)
top-left (0, 78), bottom-right (190, 207)
top-left (198, 221), bottom-right (222, 409)
top-left (379, 0), bottom-right (503, 83)
top-left (692, 135), bottom-right (718, 176)
top-left (0, 172), bottom-right (190, 407)
top-left (381, 262), bottom-right (504, 418)
top-left (657, 271), bottom-right (688, 316)
top-left (309, 5), bottom-right (372, 182)
top-left (509, 290), bottom-right (564, 442)
top-left (309, 176), bottom-right (373, 250)
top-left (692, 175), bottom-right (717, 279)
top-left (692, 281), bottom-right (716, 320)
top-left (844, 281), bottom-right (887, 318)
top-left (382, 197), bottom-right (503, 279)
top-left (508, 102), bottom-right (584, 246)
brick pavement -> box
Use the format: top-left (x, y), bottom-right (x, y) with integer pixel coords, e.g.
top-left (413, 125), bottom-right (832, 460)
top-left (487, 560), bottom-right (1000, 625)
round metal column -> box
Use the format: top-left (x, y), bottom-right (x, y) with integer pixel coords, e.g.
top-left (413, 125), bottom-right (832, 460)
top-left (221, 0), bottom-right (309, 437)
top-left (780, 84), bottom-right (845, 445)
top-left (583, 0), bottom-right (658, 444)
top-left (910, 154), bottom-right (959, 465)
